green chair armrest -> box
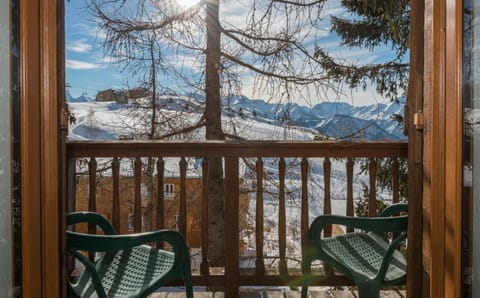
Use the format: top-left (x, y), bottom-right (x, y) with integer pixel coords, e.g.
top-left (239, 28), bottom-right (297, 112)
top-left (376, 231), bottom-right (407, 281)
top-left (67, 212), bottom-right (116, 235)
top-left (67, 229), bottom-right (190, 269)
top-left (68, 230), bottom-right (184, 252)
top-left (379, 203), bottom-right (408, 217)
top-left (308, 214), bottom-right (408, 245)
top-left (68, 249), bottom-right (108, 298)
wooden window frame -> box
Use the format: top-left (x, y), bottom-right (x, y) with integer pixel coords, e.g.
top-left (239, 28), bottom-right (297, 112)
top-left (423, 0), bottom-right (464, 297)
top-left (18, 0), bottom-right (65, 296)
top-left (16, 0), bottom-right (467, 297)
top-left (164, 183), bottom-right (175, 199)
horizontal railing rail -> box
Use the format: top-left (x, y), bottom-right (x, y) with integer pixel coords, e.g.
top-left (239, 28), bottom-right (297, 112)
top-left (67, 140), bottom-right (407, 158)
top-left (66, 140), bottom-right (408, 296)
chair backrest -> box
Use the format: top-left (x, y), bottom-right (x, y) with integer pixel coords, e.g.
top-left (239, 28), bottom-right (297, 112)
top-left (67, 211), bottom-right (116, 235)
top-left (379, 203), bottom-right (408, 217)
top-left (66, 211), bottom-right (194, 298)
top-left (302, 203), bottom-right (408, 298)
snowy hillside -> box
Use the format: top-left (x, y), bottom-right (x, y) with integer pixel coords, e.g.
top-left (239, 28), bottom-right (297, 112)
top-left (67, 99), bottom-right (318, 141)
top-left (67, 92), bottom-right (406, 141)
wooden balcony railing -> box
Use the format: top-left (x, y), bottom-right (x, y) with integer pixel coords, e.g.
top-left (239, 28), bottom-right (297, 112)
top-left (66, 140), bottom-right (408, 296)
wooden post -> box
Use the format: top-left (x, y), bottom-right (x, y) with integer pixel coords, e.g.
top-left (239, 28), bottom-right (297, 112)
top-left (156, 158), bottom-right (165, 249)
top-left (66, 158), bottom-right (76, 274)
top-left (301, 158), bottom-right (309, 264)
top-left (134, 157), bottom-right (142, 233)
top-left (112, 157), bottom-right (120, 233)
top-left (323, 157), bottom-right (332, 237)
top-left (88, 157), bottom-right (97, 260)
top-left (368, 159), bottom-right (377, 217)
top-left (88, 158), bottom-right (97, 215)
top-left (392, 158), bottom-right (400, 204)
top-left (201, 158), bottom-right (209, 275)
top-left (255, 157), bottom-right (265, 275)
top-left (66, 158), bottom-right (76, 215)
top-left (179, 157), bottom-right (187, 239)
top-left (346, 158), bottom-right (354, 232)
top-left (224, 157), bottom-right (239, 297)
top-left (278, 158), bottom-right (288, 277)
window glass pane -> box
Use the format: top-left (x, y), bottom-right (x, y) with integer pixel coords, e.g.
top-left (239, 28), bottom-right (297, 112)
top-left (0, 0), bottom-right (13, 296)
top-left (463, 0), bottom-right (480, 296)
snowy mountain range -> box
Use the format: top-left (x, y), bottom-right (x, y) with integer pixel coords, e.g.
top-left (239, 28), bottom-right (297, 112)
top-left (67, 91), bottom-right (406, 141)
top-left (224, 94), bottom-right (406, 140)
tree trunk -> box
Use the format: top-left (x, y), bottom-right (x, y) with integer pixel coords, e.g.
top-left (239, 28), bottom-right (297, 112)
top-left (144, 157), bottom-right (155, 232)
top-left (144, 38), bottom-right (157, 233)
top-left (205, 0), bottom-right (225, 266)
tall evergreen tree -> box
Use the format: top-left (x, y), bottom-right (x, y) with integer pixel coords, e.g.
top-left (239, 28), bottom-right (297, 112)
top-left (316, 0), bottom-right (411, 210)
top-left (315, 0), bottom-right (410, 101)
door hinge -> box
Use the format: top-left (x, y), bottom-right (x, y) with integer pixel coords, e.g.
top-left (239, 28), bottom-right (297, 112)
top-left (413, 111), bottom-right (424, 130)
top-left (60, 108), bottom-right (68, 131)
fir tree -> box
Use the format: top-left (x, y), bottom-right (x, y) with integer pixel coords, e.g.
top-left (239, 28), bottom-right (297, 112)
top-left (315, 0), bottom-right (410, 101)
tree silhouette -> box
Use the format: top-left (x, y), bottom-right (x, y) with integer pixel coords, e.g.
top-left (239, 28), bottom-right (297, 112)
top-left (86, 0), bottom-right (338, 265)
top-left (315, 0), bottom-right (410, 101)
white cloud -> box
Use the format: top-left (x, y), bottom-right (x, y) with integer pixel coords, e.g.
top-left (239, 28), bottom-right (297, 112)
top-left (66, 39), bottom-right (93, 53)
top-left (66, 59), bottom-right (100, 70)
top-left (87, 27), bottom-right (107, 40)
top-left (97, 56), bottom-right (118, 65)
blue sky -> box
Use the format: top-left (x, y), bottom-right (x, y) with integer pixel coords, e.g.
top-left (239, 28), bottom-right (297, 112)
top-left (65, 1), bottom-right (125, 94)
top-left (65, 0), bottom-right (404, 106)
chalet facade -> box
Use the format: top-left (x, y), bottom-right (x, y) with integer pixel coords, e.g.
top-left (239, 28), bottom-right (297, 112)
top-left (95, 87), bottom-right (151, 104)
top-left (74, 175), bottom-right (249, 249)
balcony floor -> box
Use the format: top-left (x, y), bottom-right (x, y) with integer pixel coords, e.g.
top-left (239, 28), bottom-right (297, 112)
top-left (148, 287), bottom-right (406, 297)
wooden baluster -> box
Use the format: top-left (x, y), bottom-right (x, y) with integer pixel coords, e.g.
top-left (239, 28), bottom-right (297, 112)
top-left (255, 158), bottom-right (265, 275)
top-left (112, 157), bottom-right (120, 233)
top-left (323, 157), bottom-right (332, 237)
top-left (88, 157), bottom-right (97, 261)
top-left (66, 158), bottom-right (76, 215)
top-left (134, 157), bottom-right (142, 233)
top-left (156, 158), bottom-right (165, 249)
top-left (392, 158), bottom-right (400, 204)
top-left (278, 158), bottom-right (288, 276)
top-left (391, 158), bottom-right (401, 240)
top-left (301, 158), bottom-right (309, 265)
top-left (200, 157), bottom-right (209, 275)
top-left (88, 158), bottom-right (97, 214)
top-left (67, 158), bottom-right (77, 273)
top-left (323, 157), bottom-right (333, 275)
top-left (369, 158), bottom-right (378, 217)
top-left (224, 157), bottom-right (239, 298)
top-left (179, 157), bottom-right (187, 239)
top-left (346, 158), bottom-right (354, 233)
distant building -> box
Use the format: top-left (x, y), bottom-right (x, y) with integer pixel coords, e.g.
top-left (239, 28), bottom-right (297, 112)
top-left (128, 87), bottom-right (151, 100)
top-left (95, 88), bottom-right (114, 102)
top-left (95, 87), bottom-right (151, 104)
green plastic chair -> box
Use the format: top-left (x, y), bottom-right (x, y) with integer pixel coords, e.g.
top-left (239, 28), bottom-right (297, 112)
top-left (67, 212), bottom-right (193, 298)
top-left (301, 203), bottom-right (408, 298)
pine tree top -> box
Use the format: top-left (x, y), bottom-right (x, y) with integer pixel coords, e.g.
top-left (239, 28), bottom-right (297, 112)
top-left (316, 0), bottom-right (410, 101)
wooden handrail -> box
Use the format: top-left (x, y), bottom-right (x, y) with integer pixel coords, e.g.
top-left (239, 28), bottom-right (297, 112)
top-left (67, 140), bottom-right (407, 158)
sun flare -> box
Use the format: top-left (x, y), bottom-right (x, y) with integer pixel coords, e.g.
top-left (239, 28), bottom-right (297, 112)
top-left (176, 0), bottom-right (199, 9)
